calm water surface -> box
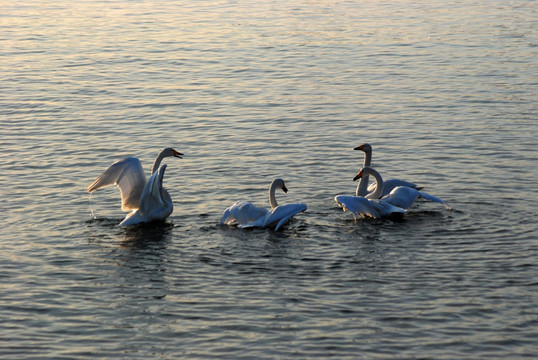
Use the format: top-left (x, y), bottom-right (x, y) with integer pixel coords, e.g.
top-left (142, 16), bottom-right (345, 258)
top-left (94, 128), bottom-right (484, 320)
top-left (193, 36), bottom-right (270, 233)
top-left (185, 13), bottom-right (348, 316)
top-left (1, 0), bottom-right (537, 358)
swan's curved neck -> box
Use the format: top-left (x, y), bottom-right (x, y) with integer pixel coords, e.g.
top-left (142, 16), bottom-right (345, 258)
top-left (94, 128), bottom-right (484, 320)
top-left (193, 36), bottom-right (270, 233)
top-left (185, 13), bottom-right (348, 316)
top-left (151, 150), bottom-right (167, 174)
top-left (364, 167), bottom-right (383, 199)
top-left (269, 182), bottom-right (279, 209)
top-left (356, 151), bottom-right (372, 196)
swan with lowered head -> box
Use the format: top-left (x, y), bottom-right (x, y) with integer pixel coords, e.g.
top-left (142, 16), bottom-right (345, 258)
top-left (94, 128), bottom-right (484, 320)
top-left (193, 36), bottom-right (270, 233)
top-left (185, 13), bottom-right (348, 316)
top-left (355, 143), bottom-right (421, 198)
top-left (220, 178), bottom-right (307, 231)
top-left (87, 147), bottom-right (182, 226)
top-left (335, 166), bottom-right (449, 219)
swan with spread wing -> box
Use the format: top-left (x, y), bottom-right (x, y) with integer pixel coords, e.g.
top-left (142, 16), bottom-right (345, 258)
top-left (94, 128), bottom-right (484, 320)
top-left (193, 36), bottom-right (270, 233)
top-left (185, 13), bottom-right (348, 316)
top-left (355, 143), bottom-right (421, 198)
top-left (87, 147), bottom-right (182, 226)
top-left (220, 178), bottom-right (307, 231)
top-left (335, 166), bottom-right (449, 220)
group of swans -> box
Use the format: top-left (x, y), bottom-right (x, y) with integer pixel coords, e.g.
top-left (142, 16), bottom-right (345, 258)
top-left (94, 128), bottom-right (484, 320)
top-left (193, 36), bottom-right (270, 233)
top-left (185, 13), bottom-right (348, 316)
top-left (87, 144), bottom-right (449, 228)
top-left (335, 143), bottom-right (450, 220)
top-left (335, 166), bottom-right (449, 220)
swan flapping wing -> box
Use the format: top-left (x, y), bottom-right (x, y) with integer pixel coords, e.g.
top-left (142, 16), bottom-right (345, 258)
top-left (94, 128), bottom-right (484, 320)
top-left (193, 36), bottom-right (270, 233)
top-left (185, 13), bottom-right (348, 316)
top-left (118, 165), bottom-right (173, 226)
top-left (87, 157), bottom-right (147, 211)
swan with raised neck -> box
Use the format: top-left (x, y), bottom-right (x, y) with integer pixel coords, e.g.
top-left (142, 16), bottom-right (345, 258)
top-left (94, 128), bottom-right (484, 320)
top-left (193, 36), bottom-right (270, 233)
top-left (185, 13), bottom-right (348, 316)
top-left (353, 166), bottom-right (383, 199)
top-left (354, 143), bottom-right (372, 196)
top-left (151, 147), bottom-right (183, 174)
top-left (269, 178), bottom-right (288, 209)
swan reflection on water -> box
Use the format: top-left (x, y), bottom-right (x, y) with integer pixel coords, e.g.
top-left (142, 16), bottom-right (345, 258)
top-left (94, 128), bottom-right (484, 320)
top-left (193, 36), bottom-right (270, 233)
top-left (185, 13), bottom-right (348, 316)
top-left (120, 222), bottom-right (174, 248)
top-left (85, 217), bottom-right (173, 249)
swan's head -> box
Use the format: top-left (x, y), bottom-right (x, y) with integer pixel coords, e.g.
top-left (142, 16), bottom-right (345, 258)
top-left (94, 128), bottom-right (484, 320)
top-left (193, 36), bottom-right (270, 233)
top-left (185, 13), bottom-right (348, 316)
top-left (163, 147), bottom-right (183, 158)
top-left (353, 166), bottom-right (374, 181)
top-left (273, 178), bottom-right (288, 193)
top-left (354, 143), bottom-right (372, 153)
top-left (353, 170), bottom-right (364, 182)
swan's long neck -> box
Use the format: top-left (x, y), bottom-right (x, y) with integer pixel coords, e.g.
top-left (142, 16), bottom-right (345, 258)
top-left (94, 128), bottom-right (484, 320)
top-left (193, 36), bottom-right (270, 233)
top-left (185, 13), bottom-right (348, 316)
top-left (356, 151), bottom-right (372, 196)
top-left (151, 150), bottom-right (168, 174)
top-left (269, 181), bottom-right (279, 209)
top-left (364, 167), bottom-right (383, 199)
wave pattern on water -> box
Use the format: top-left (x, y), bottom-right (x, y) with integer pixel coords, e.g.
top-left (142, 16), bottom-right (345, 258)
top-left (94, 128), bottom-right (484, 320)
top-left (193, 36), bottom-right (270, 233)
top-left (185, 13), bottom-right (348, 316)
top-left (1, 0), bottom-right (537, 359)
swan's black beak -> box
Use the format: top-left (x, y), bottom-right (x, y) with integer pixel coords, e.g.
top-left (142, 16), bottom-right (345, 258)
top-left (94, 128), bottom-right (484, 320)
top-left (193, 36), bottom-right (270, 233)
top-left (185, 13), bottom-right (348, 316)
top-left (173, 150), bottom-right (183, 158)
top-left (282, 185), bottom-right (288, 193)
top-left (353, 171), bottom-right (363, 181)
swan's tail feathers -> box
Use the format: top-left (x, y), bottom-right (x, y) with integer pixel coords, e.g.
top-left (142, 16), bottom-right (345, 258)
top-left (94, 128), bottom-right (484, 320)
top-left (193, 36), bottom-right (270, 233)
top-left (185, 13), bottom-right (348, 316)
top-left (418, 191), bottom-right (451, 209)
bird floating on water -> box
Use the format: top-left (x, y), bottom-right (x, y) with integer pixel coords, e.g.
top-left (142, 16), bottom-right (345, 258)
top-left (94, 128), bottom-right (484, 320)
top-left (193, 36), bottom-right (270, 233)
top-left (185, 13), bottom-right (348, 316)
top-left (87, 147), bottom-right (182, 226)
top-left (220, 178), bottom-right (307, 231)
top-left (335, 166), bottom-right (450, 220)
top-left (355, 143), bottom-right (421, 198)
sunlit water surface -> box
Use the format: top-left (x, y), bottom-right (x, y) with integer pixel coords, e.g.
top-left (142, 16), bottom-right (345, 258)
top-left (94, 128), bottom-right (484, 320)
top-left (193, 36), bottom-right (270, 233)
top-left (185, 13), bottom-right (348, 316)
top-left (1, 0), bottom-right (537, 358)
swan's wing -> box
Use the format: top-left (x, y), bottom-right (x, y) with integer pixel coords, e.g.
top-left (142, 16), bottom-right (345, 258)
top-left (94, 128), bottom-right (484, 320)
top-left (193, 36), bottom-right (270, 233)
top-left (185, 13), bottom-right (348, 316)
top-left (266, 203), bottom-right (307, 231)
top-left (370, 199), bottom-right (406, 218)
top-left (239, 203), bottom-right (306, 230)
top-left (368, 178), bottom-right (421, 197)
top-left (139, 164), bottom-right (168, 216)
top-left (334, 195), bottom-right (380, 219)
top-left (274, 203), bottom-right (307, 231)
top-left (418, 191), bottom-right (451, 209)
top-left (238, 217), bottom-right (266, 229)
top-left (381, 186), bottom-right (420, 210)
top-left (87, 157), bottom-right (146, 211)
top-left (220, 201), bottom-right (269, 226)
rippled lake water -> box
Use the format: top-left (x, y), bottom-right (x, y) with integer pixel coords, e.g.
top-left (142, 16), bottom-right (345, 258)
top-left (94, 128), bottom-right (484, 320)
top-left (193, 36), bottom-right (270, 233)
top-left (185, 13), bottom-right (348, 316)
top-left (1, 0), bottom-right (537, 358)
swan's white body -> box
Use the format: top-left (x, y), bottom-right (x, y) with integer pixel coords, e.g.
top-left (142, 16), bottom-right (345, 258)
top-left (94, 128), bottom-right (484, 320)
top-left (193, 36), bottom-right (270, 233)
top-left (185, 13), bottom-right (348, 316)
top-left (335, 166), bottom-right (449, 219)
top-left (87, 147), bottom-right (182, 226)
top-left (335, 195), bottom-right (406, 219)
top-left (335, 167), bottom-right (405, 219)
top-left (220, 178), bottom-right (307, 231)
top-left (355, 143), bottom-right (421, 198)
top-left (382, 185), bottom-right (449, 210)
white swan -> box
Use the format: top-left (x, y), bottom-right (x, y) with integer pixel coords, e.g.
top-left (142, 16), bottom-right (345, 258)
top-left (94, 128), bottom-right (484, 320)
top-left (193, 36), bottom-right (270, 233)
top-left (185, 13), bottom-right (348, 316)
top-left (87, 147), bottom-right (182, 226)
top-left (335, 167), bottom-right (406, 220)
top-left (335, 166), bottom-right (449, 219)
top-left (220, 178), bottom-right (307, 231)
top-left (355, 143), bottom-right (421, 197)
